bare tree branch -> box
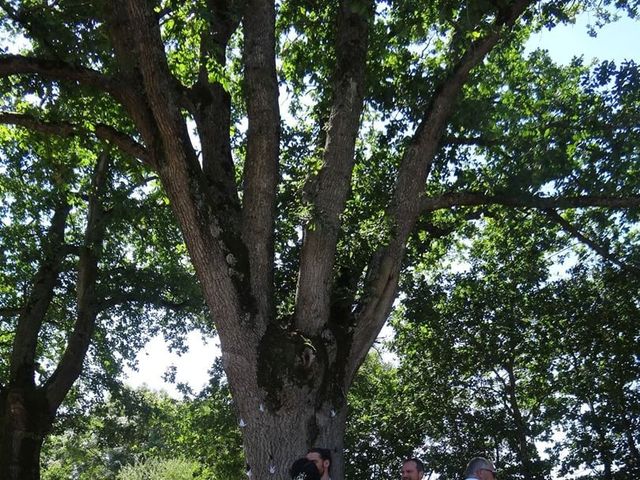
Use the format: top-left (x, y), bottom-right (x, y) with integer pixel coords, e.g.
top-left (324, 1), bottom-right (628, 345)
top-left (0, 112), bottom-right (150, 164)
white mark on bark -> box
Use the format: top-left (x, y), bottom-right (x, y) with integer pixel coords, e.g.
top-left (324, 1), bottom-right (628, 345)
top-left (239, 418), bottom-right (247, 427)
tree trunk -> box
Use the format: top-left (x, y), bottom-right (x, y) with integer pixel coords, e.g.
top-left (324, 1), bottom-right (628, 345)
top-left (220, 318), bottom-right (351, 480)
top-left (236, 395), bottom-right (348, 480)
top-left (0, 387), bottom-right (52, 480)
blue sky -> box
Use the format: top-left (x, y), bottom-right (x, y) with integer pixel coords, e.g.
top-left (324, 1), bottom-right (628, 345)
top-left (527, 11), bottom-right (639, 64)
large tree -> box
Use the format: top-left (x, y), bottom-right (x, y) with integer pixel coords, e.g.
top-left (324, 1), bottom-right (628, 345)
top-left (0, 0), bottom-right (638, 478)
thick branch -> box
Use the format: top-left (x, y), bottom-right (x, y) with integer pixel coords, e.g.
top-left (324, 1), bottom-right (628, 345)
top-left (45, 152), bottom-right (110, 411)
top-left (241, 0), bottom-right (280, 325)
top-left (295, 0), bottom-right (373, 335)
top-left (0, 112), bottom-right (149, 164)
top-left (0, 55), bottom-right (124, 101)
top-left (0, 307), bottom-right (22, 318)
top-left (347, 0), bottom-right (535, 383)
top-left (10, 201), bottom-right (71, 386)
top-left (190, 0), bottom-right (243, 243)
top-left (119, 0), bottom-right (251, 356)
top-left (97, 292), bottom-right (195, 313)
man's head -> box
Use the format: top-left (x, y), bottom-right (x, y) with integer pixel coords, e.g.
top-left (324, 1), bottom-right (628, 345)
top-left (401, 458), bottom-right (424, 480)
top-left (290, 458), bottom-right (321, 480)
top-left (464, 457), bottom-right (497, 480)
top-left (306, 448), bottom-right (331, 478)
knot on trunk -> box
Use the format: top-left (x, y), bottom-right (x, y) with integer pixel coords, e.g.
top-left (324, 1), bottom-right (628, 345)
top-left (257, 325), bottom-right (327, 410)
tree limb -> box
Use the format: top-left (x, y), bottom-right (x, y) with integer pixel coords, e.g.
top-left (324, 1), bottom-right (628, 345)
top-left (97, 292), bottom-right (198, 313)
top-left (240, 0), bottom-right (280, 327)
top-left (544, 209), bottom-right (640, 273)
top-left (420, 191), bottom-right (640, 212)
top-left (0, 55), bottom-right (124, 101)
top-left (45, 152), bottom-right (110, 411)
top-left (0, 307), bottom-right (22, 318)
top-left (0, 112), bottom-right (150, 164)
top-left (9, 201), bottom-right (71, 387)
top-left (347, 0), bottom-right (535, 384)
top-left (295, 0), bottom-right (374, 335)
top-left (118, 0), bottom-right (251, 355)
top-left (189, 0), bottom-right (243, 256)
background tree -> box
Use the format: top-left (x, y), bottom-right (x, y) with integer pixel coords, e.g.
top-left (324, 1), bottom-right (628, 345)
top-left (0, 122), bottom-right (203, 477)
top-left (391, 204), bottom-right (639, 479)
top-left (344, 353), bottom-right (424, 480)
top-left (41, 360), bottom-right (243, 480)
top-left (0, 0), bottom-right (638, 478)
top-left (550, 264), bottom-right (640, 479)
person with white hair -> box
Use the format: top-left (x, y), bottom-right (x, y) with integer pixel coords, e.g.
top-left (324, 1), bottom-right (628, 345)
top-left (463, 457), bottom-right (497, 480)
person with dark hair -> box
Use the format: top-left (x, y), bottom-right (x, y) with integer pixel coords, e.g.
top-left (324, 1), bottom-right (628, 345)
top-left (463, 457), bottom-right (497, 480)
top-left (306, 447), bottom-right (332, 480)
top-left (290, 458), bottom-right (321, 480)
top-left (401, 457), bottom-right (424, 480)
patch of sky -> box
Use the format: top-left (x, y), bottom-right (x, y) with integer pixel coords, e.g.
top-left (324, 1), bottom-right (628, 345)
top-left (0, 30), bottom-right (28, 54)
top-left (526, 10), bottom-right (640, 64)
top-left (124, 330), bottom-right (221, 398)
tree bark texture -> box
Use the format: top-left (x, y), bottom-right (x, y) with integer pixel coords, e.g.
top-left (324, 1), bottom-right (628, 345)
top-left (0, 388), bottom-right (51, 480)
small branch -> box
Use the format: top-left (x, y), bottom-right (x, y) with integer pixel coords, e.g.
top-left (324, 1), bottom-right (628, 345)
top-left (544, 209), bottom-right (640, 273)
top-left (443, 134), bottom-right (501, 148)
top-left (421, 192), bottom-right (640, 212)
